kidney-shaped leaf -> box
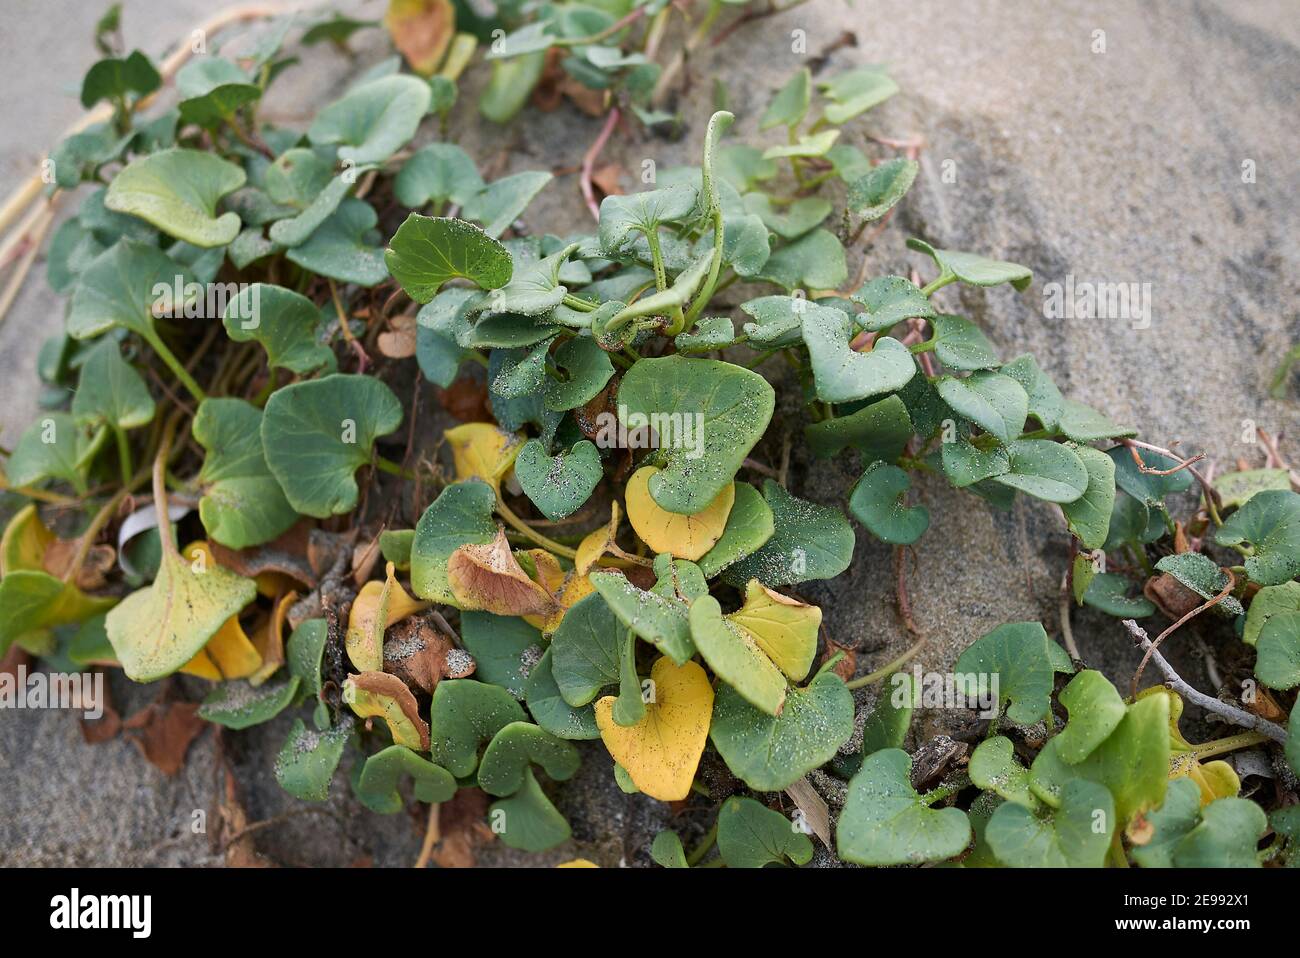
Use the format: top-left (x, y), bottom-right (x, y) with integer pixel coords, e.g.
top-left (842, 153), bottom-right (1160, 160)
top-left (385, 214), bottom-right (513, 303)
top-left (356, 745), bottom-right (457, 814)
top-left (105, 148), bottom-right (245, 247)
top-left (308, 74), bottom-right (431, 165)
top-left (717, 796), bottom-right (814, 868)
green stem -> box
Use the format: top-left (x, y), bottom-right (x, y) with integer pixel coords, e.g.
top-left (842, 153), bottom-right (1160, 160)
top-left (920, 274), bottom-right (956, 297)
top-left (645, 229), bottom-right (668, 292)
top-left (686, 822), bottom-right (718, 866)
top-left (144, 329), bottom-right (207, 402)
top-left (562, 293), bottom-right (598, 312)
top-left (683, 206), bottom-right (725, 328)
top-left (1190, 730), bottom-right (1268, 760)
top-left (909, 339), bottom-right (937, 354)
top-left (920, 774), bottom-right (969, 806)
top-left (496, 494), bottom-right (578, 560)
top-left (374, 456), bottom-right (417, 480)
top-left (845, 637), bottom-right (926, 689)
top-left (112, 425), bottom-right (133, 487)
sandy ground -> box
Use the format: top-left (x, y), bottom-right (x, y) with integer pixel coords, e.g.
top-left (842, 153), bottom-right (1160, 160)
top-left (1, 0), bottom-right (1297, 866)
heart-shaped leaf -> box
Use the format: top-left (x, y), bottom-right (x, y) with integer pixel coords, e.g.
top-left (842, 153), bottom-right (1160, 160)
top-left (542, 336), bottom-right (614, 411)
top-left (595, 656), bottom-right (713, 801)
top-left (70, 339), bottom-right (154, 433)
top-left (193, 398), bottom-right (299, 550)
top-left (1055, 670), bottom-right (1127, 763)
top-left (524, 647), bottom-right (600, 741)
top-left (837, 748), bottom-right (971, 866)
top-left (410, 480), bottom-right (498, 604)
top-left (805, 394), bottom-right (913, 462)
top-left (851, 275), bottom-right (936, 331)
top-left (285, 199), bottom-right (388, 286)
top-left (1061, 445), bottom-right (1116, 550)
top-left (626, 465), bottom-right (734, 560)
top-left (985, 779), bottom-right (1114, 868)
top-left (598, 184), bottom-right (699, 257)
top-left (723, 480), bottom-right (855, 587)
top-left (803, 306), bottom-right (916, 403)
top-left (1082, 572), bottom-right (1156, 618)
top-left (460, 170), bottom-right (553, 238)
top-left (1058, 399), bottom-right (1136, 442)
top-left (343, 671), bottom-right (429, 750)
top-left (106, 544), bottom-right (257, 681)
top-left (760, 68), bottom-right (811, 130)
top-left (688, 593), bottom-right (787, 716)
top-left (907, 238), bottom-right (1032, 291)
top-left (175, 57), bottom-right (261, 129)
top-left (426, 678), bottom-right (526, 776)
top-left (0, 569), bottom-right (115, 656)
top-left (1243, 581), bottom-right (1300, 646)
top-left (275, 718), bottom-right (351, 801)
top-left (1214, 468), bottom-right (1292, 509)
top-left (105, 148), bottom-right (245, 247)
top-left (742, 194), bottom-right (830, 240)
top-left (849, 461), bottom-right (930, 545)
top-left (819, 68), bottom-right (898, 124)
top-left (1255, 612), bottom-right (1300, 690)
top-left (616, 355), bottom-right (774, 515)
top-left (846, 158), bottom-right (917, 221)
top-left (589, 568), bottom-right (694, 666)
top-left (928, 314), bottom-right (999, 371)
top-left (717, 796), bottom-right (814, 868)
top-left (261, 373), bottom-right (402, 518)
top-left (758, 228), bottom-right (847, 290)
top-left (81, 50), bottom-right (161, 108)
top-left (385, 214), bottom-right (513, 303)
top-left (67, 239), bottom-right (187, 341)
top-left (1215, 490), bottom-right (1300, 586)
top-left (969, 735), bottom-right (1039, 808)
top-left (1155, 553), bottom-right (1244, 616)
top-left (711, 668), bottom-right (854, 791)
top-left (394, 142), bottom-right (484, 208)
top-left (550, 592), bottom-right (626, 707)
top-left (991, 439), bottom-right (1088, 503)
top-left (954, 621), bottom-right (1073, 725)
top-left (459, 611), bottom-right (543, 698)
top-left (1001, 354), bottom-right (1065, 431)
top-left (356, 745), bottom-right (457, 814)
top-left (515, 439), bottom-right (602, 521)
top-left (937, 372), bottom-right (1028, 444)
top-left (478, 721), bottom-right (581, 796)
top-left (221, 283), bottom-right (335, 375)
top-left (308, 74), bottom-right (431, 164)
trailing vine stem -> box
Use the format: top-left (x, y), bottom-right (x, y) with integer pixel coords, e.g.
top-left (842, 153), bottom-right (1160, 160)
top-left (1121, 619), bottom-right (1289, 744)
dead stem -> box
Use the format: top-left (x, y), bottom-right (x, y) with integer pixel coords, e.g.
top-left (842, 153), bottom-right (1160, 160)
top-left (1131, 571), bottom-right (1234, 699)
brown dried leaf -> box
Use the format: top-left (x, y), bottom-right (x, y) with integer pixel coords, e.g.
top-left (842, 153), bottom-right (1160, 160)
top-left (435, 374), bottom-right (492, 423)
top-left (1144, 572), bottom-right (1202, 621)
top-left (345, 670), bottom-right (431, 750)
top-left (209, 520), bottom-right (316, 589)
top-left (42, 539), bottom-right (115, 590)
top-left (384, 0), bottom-right (455, 75)
top-left (377, 313), bottom-right (418, 359)
top-left (383, 616), bottom-right (476, 693)
top-left (431, 787), bottom-right (493, 868)
top-left (123, 702), bottom-right (207, 777)
top-left (821, 638), bottom-right (857, 682)
top-left (447, 528), bottom-right (557, 616)
top-left (79, 670), bottom-right (121, 744)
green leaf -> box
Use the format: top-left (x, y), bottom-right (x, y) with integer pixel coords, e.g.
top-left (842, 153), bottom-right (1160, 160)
top-left (929, 314), bottom-right (999, 371)
top-left (991, 439), bottom-right (1088, 503)
top-left (385, 214), bottom-right (513, 303)
top-left (1214, 468), bottom-right (1292, 509)
top-left (394, 142), bottom-right (484, 208)
top-left (260, 373), bottom-right (403, 518)
top-left (1056, 670), bottom-right (1127, 763)
top-left (616, 354), bottom-right (774, 514)
top-left (849, 461), bottom-right (930, 545)
top-left (1243, 581), bottom-right (1300, 646)
top-left (70, 339), bottom-right (154, 431)
top-left (859, 673), bottom-right (915, 756)
top-left (697, 482), bottom-right (775, 577)
top-left (524, 647), bottom-right (600, 740)
top-left (940, 438), bottom-right (1009, 488)
top-left (1164, 794), bottom-right (1268, 868)
top-left (759, 68), bottom-right (810, 130)
top-left (837, 748), bottom-right (971, 866)
top-left (460, 170), bottom-right (553, 239)
top-left (819, 68), bottom-right (898, 124)
top-left (803, 306), bottom-right (916, 403)
top-left (308, 74), bottom-right (431, 164)
top-left (410, 480), bottom-right (498, 604)
top-left (742, 194), bottom-right (829, 240)
top-left (106, 548), bottom-right (257, 681)
top-left (285, 199), bottom-right (388, 286)
top-left (761, 129), bottom-right (840, 161)
top-left (198, 677), bottom-right (300, 730)
top-left (488, 768), bottom-right (571, 852)
top-left (356, 745), bottom-right (457, 813)
top-left (846, 158), bottom-right (917, 221)
top-left (970, 735), bottom-right (1039, 808)
top-left (221, 283), bottom-right (335, 374)
top-left (479, 51), bottom-right (546, 124)
top-left (460, 612), bottom-right (543, 698)
top-left (805, 393), bottom-right (912, 461)
top-left (936, 371), bottom-right (1028, 444)
top-left (192, 398), bottom-right (298, 550)
top-left (1288, 707), bottom-right (1300, 778)
top-left (0, 569), bottom-right (115, 656)
top-left (266, 173), bottom-right (353, 248)
top-left (715, 144), bottom-right (777, 191)
top-left (1058, 399), bottom-right (1137, 442)
top-left (1061, 446), bottom-right (1116, 549)
top-left (1215, 490), bottom-right (1300, 586)
top-left (1154, 553), bottom-right (1245, 616)
top-left (986, 779), bottom-right (1114, 868)
top-left (175, 58), bottom-right (260, 129)
top-left (487, 244), bottom-right (579, 317)
top-left (710, 669), bottom-right (854, 791)
top-left (954, 621), bottom-right (1072, 725)
top-left (1031, 691), bottom-right (1170, 825)
top-left (737, 294), bottom-right (809, 347)
top-left (907, 238), bottom-right (1032, 291)
top-left (1000, 354), bottom-right (1064, 431)
top-left (287, 618), bottom-right (329, 720)
top-left (428, 679), bottom-right (527, 776)
top-left (274, 719), bottom-right (351, 801)
top-left (1255, 612), bottom-right (1300, 690)
top-left (1082, 572), bottom-right (1156, 618)
top-left (514, 439), bottom-right (602, 522)
top-left (723, 480), bottom-right (855, 587)
top-left (850, 275), bottom-right (936, 331)
top-left (650, 831), bottom-right (689, 868)
top-left (543, 336), bottom-right (614, 411)
top-left (758, 229), bottom-right (847, 290)
top-left (688, 594), bottom-right (787, 716)
top-left (80, 50), bottom-right (161, 108)
top-left (478, 721), bottom-right (581, 796)
top-left (66, 239), bottom-right (186, 341)
top-left (105, 148), bottom-right (245, 247)
top-left (550, 593), bottom-right (625, 707)
top-left (589, 569), bottom-right (694, 666)
top-left (717, 796), bottom-right (813, 868)
top-left (1129, 776), bottom-right (1200, 868)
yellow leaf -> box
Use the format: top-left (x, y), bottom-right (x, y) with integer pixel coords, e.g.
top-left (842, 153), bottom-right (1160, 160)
top-left (384, 0), bottom-right (455, 76)
top-left (520, 549), bottom-right (594, 633)
top-left (446, 423), bottom-right (521, 490)
top-left (448, 528), bottom-right (557, 616)
top-left (181, 613), bottom-right (262, 681)
top-left (625, 466), bottom-right (733, 561)
top-left (556, 859), bottom-right (598, 868)
top-left (1140, 686), bottom-right (1242, 804)
top-left (344, 671), bottom-right (430, 750)
top-left (250, 590), bottom-right (297, 686)
top-left (347, 561), bottom-right (429, 672)
top-left (1, 504), bottom-right (55, 574)
top-left (595, 656), bottom-right (713, 801)
top-left (575, 501), bottom-right (636, 575)
top-left (727, 580), bottom-right (820, 682)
